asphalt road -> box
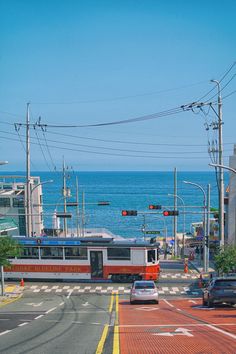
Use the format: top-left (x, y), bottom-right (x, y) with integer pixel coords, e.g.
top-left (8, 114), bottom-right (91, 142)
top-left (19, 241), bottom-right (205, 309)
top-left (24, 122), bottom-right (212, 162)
top-left (0, 261), bottom-right (203, 354)
top-left (0, 292), bottom-right (112, 354)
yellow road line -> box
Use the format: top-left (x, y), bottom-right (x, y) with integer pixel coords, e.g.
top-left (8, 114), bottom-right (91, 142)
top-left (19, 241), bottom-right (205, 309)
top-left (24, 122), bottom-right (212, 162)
top-left (109, 293), bottom-right (114, 313)
top-left (113, 293), bottom-right (120, 354)
top-left (0, 294), bottom-right (22, 308)
top-left (96, 324), bottom-right (109, 354)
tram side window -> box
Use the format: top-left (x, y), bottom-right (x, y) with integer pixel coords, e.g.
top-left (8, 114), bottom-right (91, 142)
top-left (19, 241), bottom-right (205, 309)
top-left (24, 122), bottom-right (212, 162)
top-left (19, 247), bottom-right (39, 259)
top-left (65, 247), bottom-right (87, 259)
top-left (147, 249), bottom-right (156, 263)
top-left (107, 248), bottom-right (130, 260)
top-left (41, 247), bottom-right (63, 259)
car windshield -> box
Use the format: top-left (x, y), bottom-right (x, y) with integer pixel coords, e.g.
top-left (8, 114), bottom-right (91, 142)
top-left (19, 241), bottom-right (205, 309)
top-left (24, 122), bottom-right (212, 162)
top-left (215, 280), bottom-right (236, 287)
top-left (135, 282), bottom-right (155, 289)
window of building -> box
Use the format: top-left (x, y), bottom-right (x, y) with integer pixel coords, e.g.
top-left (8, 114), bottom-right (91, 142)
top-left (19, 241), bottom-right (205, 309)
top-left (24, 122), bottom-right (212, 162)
top-left (65, 247), bottom-right (87, 259)
top-left (147, 249), bottom-right (156, 263)
top-left (41, 247), bottom-right (63, 259)
top-left (13, 198), bottom-right (24, 207)
top-left (18, 247), bottom-right (39, 259)
top-left (0, 198), bottom-right (11, 207)
top-left (107, 248), bottom-right (130, 260)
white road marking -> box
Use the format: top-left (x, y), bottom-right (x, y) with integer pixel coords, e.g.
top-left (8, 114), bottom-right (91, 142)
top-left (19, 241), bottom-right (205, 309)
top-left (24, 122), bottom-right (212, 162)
top-left (118, 287), bottom-right (124, 290)
top-left (95, 286), bottom-right (102, 290)
top-left (33, 289), bottom-right (40, 293)
top-left (35, 315), bottom-right (44, 319)
top-left (172, 287), bottom-right (179, 292)
top-left (74, 286), bottom-right (80, 289)
top-left (84, 286), bottom-right (91, 290)
top-left (163, 299), bottom-right (174, 307)
top-left (62, 286), bottom-right (70, 289)
top-left (170, 291), bottom-right (176, 294)
top-left (82, 302), bottom-right (89, 307)
top-left (18, 322), bottom-right (29, 327)
top-left (189, 300), bottom-right (197, 304)
top-left (56, 289), bottom-right (62, 292)
top-left (26, 302), bottom-right (43, 307)
top-left (41, 286), bottom-right (48, 289)
top-left (206, 324), bottom-right (236, 340)
top-left (52, 286), bottom-right (59, 289)
top-left (153, 328), bottom-right (193, 337)
top-left (0, 330), bottom-right (12, 336)
top-left (107, 286), bottom-right (114, 290)
top-left (67, 290), bottom-right (73, 299)
top-left (44, 289), bottom-right (52, 292)
top-left (136, 307), bottom-right (159, 311)
top-left (162, 287), bottom-right (169, 291)
top-left (59, 302), bottom-right (64, 306)
top-left (177, 308), bottom-right (182, 311)
top-left (45, 307), bottom-right (57, 314)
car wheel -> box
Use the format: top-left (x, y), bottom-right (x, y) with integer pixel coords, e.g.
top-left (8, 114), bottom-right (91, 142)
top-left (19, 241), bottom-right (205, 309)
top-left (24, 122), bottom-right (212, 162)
top-left (155, 300), bottom-right (159, 304)
top-left (130, 300), bottom-right (135, 305)
top-left (207, 297), bottom-right (213, 308)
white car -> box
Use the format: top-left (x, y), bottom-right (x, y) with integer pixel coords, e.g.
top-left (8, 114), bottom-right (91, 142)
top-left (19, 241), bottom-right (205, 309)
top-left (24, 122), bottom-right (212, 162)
top-left (130, 280), bottom-right (159, 304)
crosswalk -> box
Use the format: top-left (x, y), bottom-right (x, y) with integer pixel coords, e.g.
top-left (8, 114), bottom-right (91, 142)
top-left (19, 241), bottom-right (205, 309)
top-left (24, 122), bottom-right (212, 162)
top-left (27, 284), bottom-right (201, 295)
top-left (159, 273), bottom-right (198, 279)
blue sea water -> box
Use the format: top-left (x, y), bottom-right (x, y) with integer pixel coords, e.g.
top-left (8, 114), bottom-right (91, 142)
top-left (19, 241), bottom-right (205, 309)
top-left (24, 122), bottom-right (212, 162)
top-left (3, 171), bottom-right (229, 239)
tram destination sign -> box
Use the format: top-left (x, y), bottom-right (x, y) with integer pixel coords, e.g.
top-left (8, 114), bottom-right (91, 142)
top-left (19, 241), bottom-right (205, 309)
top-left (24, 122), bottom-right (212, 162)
top-left (145, 231), bottom-right (161, 235)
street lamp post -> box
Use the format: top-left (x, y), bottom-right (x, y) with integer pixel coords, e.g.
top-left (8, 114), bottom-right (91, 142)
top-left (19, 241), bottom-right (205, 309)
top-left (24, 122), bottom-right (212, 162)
top-left (168, 193), bottom-right (186, 257)
top-left (183, 181), bottom-right (208, 272)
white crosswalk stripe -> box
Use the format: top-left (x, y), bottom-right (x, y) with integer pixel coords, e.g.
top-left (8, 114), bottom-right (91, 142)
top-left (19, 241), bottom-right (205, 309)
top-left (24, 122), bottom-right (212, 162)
top-left (26, 284), bottom-right (201, 295)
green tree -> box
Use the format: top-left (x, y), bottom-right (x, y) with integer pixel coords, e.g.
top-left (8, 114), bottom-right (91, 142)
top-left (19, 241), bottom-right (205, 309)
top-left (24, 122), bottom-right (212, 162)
top-left (0, 236), bottom-right (21, 296)
top-left (214, 245), bottom-right (236, 275)
top-left (0, 236), bottom-right (20, 266)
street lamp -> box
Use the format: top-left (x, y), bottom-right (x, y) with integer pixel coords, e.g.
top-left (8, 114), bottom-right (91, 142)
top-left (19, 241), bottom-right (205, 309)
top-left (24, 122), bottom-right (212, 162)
top-left (183, 180), bottom-right (208, 272)
top-left (168, 193), bottom-right (186, 257)
top-left (30, 180), bottom-right (54, 236)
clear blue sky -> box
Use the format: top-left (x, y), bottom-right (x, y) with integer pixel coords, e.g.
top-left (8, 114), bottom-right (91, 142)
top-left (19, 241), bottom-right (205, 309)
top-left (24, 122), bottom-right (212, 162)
top-left (0, 0), bottom-right (235, 171)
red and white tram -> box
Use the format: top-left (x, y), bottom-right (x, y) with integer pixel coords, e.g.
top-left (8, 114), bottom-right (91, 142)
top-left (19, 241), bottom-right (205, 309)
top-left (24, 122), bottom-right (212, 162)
top-left (5, 237), bottom-right (160, 282)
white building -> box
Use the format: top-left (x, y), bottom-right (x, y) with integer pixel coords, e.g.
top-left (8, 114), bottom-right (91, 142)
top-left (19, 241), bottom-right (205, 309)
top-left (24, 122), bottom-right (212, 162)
top-left (227, 145), bottom-right (236, 245)
top-left (0, 175), bottom-right (44, 236)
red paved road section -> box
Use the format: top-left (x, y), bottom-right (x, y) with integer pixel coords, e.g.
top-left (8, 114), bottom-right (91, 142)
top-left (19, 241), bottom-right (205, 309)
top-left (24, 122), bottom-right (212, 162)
top-left (119, 298), bottom-right (236, 354)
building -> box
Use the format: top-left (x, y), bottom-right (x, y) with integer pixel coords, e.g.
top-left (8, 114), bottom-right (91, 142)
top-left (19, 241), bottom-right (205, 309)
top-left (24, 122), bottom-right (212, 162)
top-left (0, 175), bottom-right (44, 236)
top-left (227, 145), bottom-right (236, 245)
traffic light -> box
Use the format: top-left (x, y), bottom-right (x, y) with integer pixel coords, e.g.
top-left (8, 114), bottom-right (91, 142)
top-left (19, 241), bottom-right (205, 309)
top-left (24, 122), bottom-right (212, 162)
top-left (121, 210), bottom-right (137, 216)
top-left (149, 205), bottom-right (162, 210)
top-left (163, 210), bottom-right (179, 216)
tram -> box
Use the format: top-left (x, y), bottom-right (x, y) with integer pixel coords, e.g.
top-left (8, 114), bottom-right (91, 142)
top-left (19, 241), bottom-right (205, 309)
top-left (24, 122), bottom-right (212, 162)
top-left (5, 236), bottom-right (160, 282)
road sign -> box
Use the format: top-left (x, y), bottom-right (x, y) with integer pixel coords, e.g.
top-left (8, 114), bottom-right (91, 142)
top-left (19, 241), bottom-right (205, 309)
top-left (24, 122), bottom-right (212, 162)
top-left (145, 231), bottom-right (161, 235)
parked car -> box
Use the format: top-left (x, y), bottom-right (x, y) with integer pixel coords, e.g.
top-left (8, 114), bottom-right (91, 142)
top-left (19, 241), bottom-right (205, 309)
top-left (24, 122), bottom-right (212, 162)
top-left (130, 280), bottom-right (159, 304)
top-left (202, 277), bottom-right (236, 307)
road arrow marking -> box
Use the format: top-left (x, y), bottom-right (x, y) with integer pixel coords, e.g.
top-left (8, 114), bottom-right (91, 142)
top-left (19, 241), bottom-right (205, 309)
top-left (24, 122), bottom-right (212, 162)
top-left (82, 302), bottom-right (89, 307)
top-left (136, 307), bottom-right (159, 311)
top-left (153, 328), bottom-right (193, 337)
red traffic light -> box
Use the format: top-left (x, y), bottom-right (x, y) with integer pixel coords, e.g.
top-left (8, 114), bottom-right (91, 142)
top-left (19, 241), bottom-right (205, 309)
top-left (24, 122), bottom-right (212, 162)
top-left (149, 205), bottom-right (161, 210)
top-left (163, 210), bottom-right (179, 216)
top-left (121, 210), bottom-right (137, 216)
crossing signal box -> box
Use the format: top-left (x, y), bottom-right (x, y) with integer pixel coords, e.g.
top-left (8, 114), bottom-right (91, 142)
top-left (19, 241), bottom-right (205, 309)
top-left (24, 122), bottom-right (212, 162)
top-left (163, 210), bottom-right (179, 216)
top-left (149, 205), bottom-right (162, 210)
top-left (122, 210), bottom-right (137, 216)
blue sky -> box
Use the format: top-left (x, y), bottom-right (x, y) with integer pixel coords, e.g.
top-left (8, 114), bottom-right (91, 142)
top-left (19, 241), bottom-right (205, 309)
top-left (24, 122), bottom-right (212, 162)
top-left (0, 0), bottom-right (235, 171)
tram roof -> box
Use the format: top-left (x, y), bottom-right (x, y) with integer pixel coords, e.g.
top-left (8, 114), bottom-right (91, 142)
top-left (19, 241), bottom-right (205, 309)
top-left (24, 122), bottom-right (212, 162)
top-left (12, 236), bottom-right (159, 248)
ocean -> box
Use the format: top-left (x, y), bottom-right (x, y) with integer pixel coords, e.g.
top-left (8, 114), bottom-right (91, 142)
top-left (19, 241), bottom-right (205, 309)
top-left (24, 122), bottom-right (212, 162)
top-left (2, 171), bottom-right (228, 239)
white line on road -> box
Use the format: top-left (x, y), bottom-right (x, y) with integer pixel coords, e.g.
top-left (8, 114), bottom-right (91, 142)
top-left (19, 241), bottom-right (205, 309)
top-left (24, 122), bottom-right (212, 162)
top-left (0, 330), bottom-right (12, 336)
top-left (35, 315), bottom-right (44, 319)
top-left (18, 322), bottom-right (29, 327)
top-left (67, 290), bottom-right (73, 299)
top-left (163, 299), bottom-right (174, 307)
top-left (206, 324), bottom-right (236, 340)
top-left (45, 307), bottom-right (57, 314)
top-left (59, 302), bottom-right (64, 306)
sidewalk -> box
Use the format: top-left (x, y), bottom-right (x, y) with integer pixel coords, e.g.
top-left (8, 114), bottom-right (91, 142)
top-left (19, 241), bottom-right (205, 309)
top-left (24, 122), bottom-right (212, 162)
top-left (188, 258), bottom-right (216, 275)
top-left (0, 284), bottom-right (23, 305)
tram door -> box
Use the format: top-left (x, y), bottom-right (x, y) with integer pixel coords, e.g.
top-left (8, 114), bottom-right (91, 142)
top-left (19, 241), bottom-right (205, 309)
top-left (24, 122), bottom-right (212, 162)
top-left (90, 251), bottom-right (103, 278)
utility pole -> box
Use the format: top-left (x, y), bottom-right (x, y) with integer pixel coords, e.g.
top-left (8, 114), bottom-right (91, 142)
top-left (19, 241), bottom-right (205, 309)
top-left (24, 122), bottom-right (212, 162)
top-left (76, 176), bottom-right (80, 237)
top-left (211, 80), bottom-right (224, 247)
top-left (206, 184), bottom-right (211, 272)
top-left (82, 191), bottom-right (85, 237)
top-left (63, 158), bottom-right (67, 236)
top-left (173, 167), bottom-right (178, 256)
top-left (26, 102), bottom-right (31, 237)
